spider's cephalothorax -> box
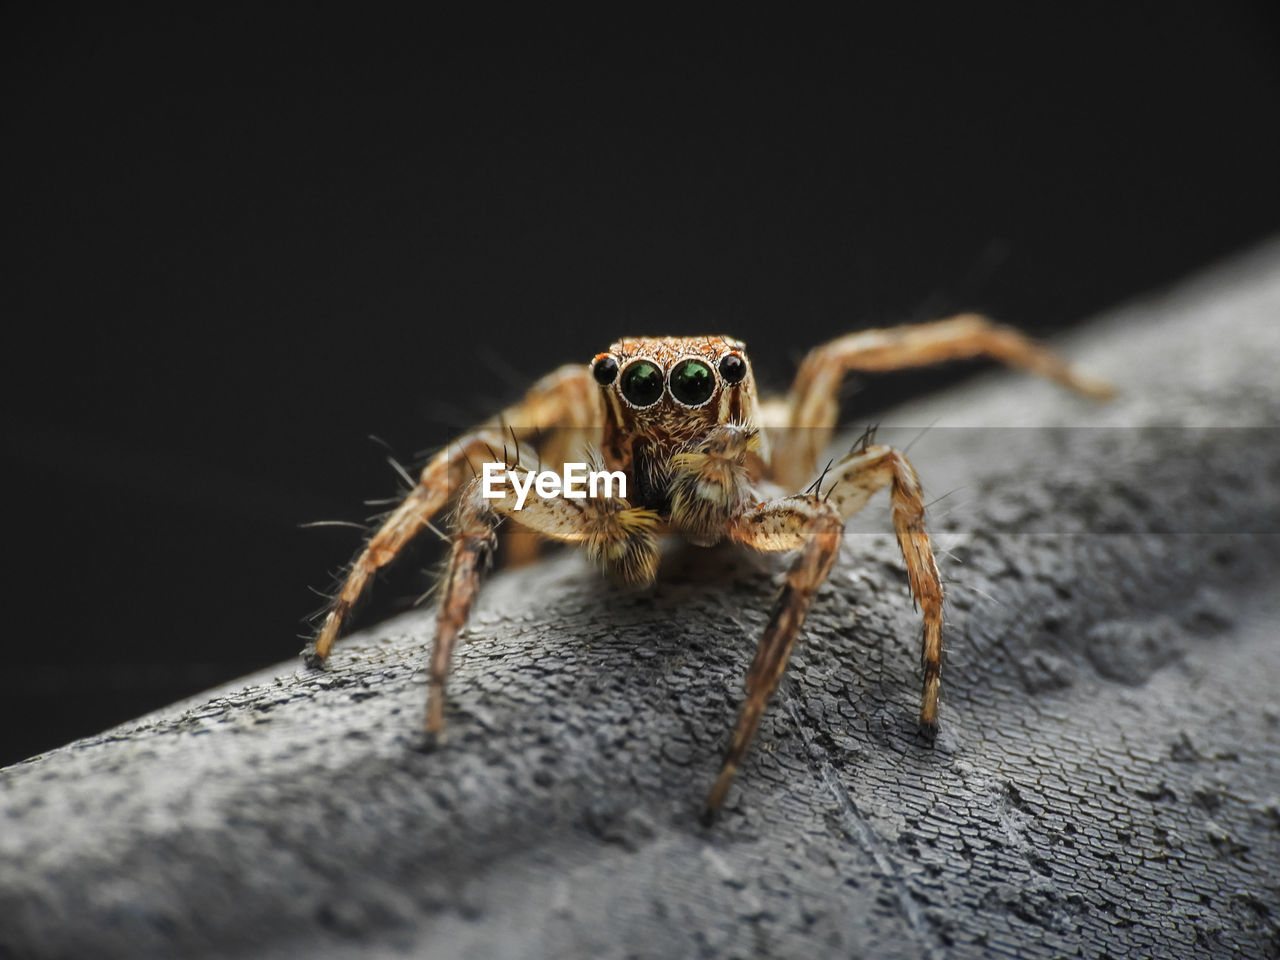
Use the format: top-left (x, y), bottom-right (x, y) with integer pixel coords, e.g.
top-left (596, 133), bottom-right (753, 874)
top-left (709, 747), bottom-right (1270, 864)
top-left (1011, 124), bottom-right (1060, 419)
top-left (590, 336), bottom-right (766, 544)
top-left (305, 316), bottom-right (1112, 821)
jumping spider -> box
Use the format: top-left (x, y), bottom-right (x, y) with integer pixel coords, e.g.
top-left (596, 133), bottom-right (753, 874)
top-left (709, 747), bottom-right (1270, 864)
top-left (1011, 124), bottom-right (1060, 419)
top-left (305, 315), bottom-right (1111, 820)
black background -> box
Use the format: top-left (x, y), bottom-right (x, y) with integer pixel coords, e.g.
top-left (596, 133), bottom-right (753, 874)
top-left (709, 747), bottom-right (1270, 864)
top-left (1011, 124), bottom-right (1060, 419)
top-left (4, 6), bottom-right (1278, 768)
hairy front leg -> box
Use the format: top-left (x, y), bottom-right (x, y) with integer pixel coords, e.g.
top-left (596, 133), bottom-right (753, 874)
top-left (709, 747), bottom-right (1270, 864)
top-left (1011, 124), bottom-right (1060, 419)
top-left (772, 315), bottom-right (1114, 488)
top-left (703, 496), bottom-right (844, 821)
top-left (822, 438), bottom-right (945, 730)
top-left (305, 364), bottom-right (601, 667)
top-left (703, 438), bottom-right (944, 819)
top-left (427, 467), bottom-right (660, 737)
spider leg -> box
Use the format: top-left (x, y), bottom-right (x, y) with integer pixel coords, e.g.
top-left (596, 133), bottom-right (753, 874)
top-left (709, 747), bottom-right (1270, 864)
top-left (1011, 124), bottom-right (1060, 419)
top-left (430, 490), bottom-right (498, 733)
top-left (771, 314), bottom-right (1114, 488)
top-left (703, 495), bottom-right (844, 821)
top-left (427, 466), bottom-right (661, 737)
top-left (304, 364), bottom-right (601, 667)
top-left (818, 441), bottom-right (945, 731)
top-left (500, 422), bottom-right (580, 568)
top-left (703, 440), bottom-right (943, 820)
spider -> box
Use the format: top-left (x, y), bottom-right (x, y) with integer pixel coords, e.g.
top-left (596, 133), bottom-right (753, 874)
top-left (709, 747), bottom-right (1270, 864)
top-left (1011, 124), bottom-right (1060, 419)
top-left (304, 315), bottom-right (1111, 821)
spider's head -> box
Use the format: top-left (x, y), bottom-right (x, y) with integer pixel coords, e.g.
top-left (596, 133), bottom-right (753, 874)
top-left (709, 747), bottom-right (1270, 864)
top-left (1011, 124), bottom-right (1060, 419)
top-left (589, 336), bottom-right (762, 498)
top-left (590, 335), bottom-right (757, 438)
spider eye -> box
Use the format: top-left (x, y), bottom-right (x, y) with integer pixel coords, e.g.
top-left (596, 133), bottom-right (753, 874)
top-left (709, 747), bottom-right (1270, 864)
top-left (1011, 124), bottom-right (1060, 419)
top-left (592, 355), bottom-right (619, 385)
top-left (718, 352), bottom-right (746, 385)
top-left (669, 358), bottom-right (716, 406)
top-left (619, 359), bottom-right (664, 407)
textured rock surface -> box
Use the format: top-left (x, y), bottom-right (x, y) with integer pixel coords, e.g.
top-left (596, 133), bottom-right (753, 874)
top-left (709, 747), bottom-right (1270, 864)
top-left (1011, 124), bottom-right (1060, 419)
top-left (3, 242), bottom-right (1279, 960)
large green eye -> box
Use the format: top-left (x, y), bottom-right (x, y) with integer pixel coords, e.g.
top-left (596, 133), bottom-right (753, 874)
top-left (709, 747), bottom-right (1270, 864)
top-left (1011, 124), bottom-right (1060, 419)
top-left (620, 359), bottom-right (664, 407)
top-left (669, 358), bottom-right (715, 406)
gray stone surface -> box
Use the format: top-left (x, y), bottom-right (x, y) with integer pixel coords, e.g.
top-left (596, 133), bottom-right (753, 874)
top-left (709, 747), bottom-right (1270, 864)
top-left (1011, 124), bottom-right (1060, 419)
top-left (3, 241), bottom-right (1279, 959)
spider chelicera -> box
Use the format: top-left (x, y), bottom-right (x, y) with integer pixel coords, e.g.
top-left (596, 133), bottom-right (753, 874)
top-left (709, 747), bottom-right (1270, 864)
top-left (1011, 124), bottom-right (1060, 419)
top-left (305, 315), bottom-right (1110, 821)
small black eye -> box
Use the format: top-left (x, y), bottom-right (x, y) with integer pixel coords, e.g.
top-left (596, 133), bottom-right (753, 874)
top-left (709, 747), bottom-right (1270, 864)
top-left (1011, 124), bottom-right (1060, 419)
top-left (669, 358), bottom-right (716, 406)
top-left (592, 355), bottom-right (619, 385)
top-left (620, 359), bottom-right (664, 407)
top-left (718, 353), bottom-right (746, 384)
